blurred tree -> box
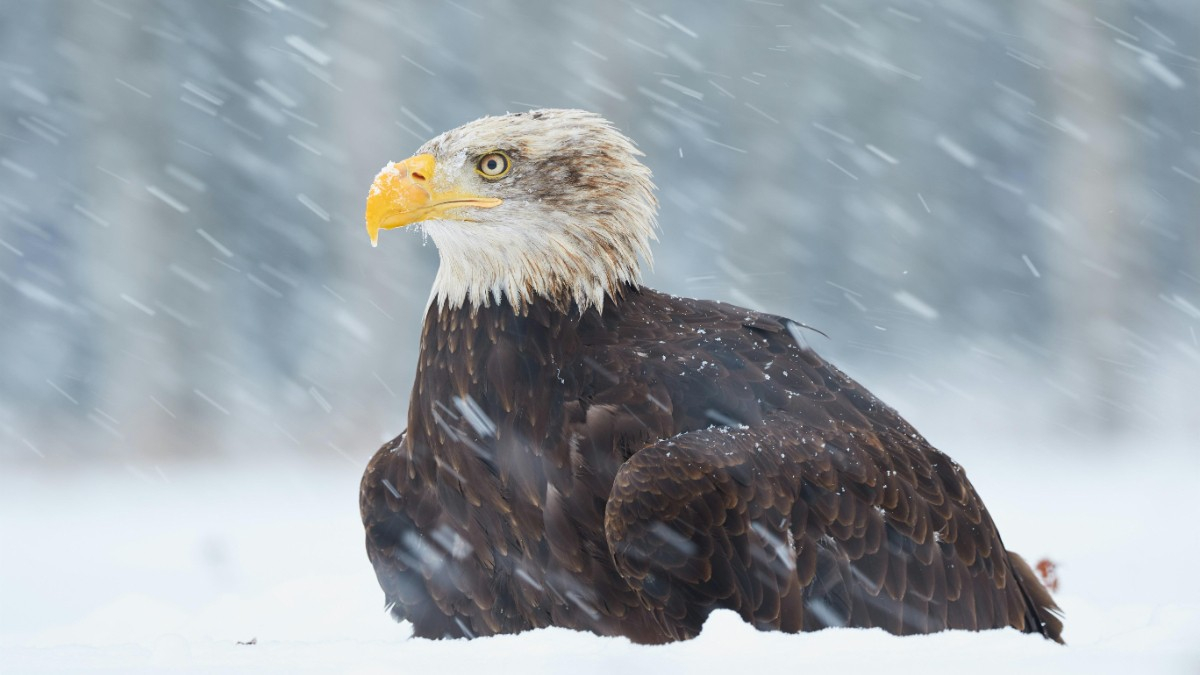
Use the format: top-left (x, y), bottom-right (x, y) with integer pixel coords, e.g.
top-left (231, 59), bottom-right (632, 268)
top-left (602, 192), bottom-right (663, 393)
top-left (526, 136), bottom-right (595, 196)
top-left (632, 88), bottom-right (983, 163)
top-left (1034, 0), bottom-right (1139, 433)
top-left (1, 0), bottom-right (1197, 463)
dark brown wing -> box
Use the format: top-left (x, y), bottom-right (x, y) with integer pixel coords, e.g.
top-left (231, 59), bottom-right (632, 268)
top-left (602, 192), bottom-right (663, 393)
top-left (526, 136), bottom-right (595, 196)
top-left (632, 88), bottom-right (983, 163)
top-left (359, 429), bottom-right (465, 638)
top-left (605, 409), bottom-right (1063, 642)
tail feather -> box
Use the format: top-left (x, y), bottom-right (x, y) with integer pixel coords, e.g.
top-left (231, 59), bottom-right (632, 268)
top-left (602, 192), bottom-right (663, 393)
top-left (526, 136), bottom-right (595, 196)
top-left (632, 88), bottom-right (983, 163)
top-left (1009, 552), bottom-right (1064, 644)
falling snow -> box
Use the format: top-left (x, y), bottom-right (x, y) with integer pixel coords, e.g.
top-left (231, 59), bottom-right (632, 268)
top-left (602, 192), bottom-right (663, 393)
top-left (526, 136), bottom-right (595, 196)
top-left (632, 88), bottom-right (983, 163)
top-left (1, 1), bottom-right (1198, 671)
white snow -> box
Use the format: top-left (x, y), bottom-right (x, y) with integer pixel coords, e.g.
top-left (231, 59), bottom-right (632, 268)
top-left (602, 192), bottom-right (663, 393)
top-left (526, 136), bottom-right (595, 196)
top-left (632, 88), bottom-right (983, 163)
top-left (893, 290), bottom-right (939, 320)
top-left (2, 433), bottom-right (1198, 674)
top-left (283, 35), bottom-right (332, 67)
top-left (935, 134), bottom-right (978, 168)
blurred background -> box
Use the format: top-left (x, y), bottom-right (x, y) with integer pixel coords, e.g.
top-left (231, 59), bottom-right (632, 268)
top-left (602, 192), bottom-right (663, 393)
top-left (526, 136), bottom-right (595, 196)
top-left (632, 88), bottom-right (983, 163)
top-left (2, 0), bottom-right (1198, 466)
top-left (3, 1), bottom-right (1200, 667)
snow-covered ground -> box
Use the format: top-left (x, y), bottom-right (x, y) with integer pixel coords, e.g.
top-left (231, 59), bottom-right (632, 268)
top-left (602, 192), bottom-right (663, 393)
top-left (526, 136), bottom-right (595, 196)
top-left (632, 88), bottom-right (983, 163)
top-left (2, 432), bottom-right (1197, 674)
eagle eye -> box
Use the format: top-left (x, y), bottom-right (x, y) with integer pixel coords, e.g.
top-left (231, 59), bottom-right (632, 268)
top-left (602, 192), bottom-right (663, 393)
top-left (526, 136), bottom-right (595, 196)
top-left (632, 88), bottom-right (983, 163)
top-left (476, 151), bottom-right (511, 179)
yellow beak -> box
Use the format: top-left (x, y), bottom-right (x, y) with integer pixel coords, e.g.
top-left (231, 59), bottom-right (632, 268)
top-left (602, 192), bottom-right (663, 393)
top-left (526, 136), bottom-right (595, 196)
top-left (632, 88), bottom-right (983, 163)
top-left (365, 153), bottom-right (503, 247)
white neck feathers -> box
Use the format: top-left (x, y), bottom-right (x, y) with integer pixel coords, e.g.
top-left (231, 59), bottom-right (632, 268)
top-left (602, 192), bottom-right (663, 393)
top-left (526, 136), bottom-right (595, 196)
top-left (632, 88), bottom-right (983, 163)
top-left (424, 210), bottom-right (654, 313)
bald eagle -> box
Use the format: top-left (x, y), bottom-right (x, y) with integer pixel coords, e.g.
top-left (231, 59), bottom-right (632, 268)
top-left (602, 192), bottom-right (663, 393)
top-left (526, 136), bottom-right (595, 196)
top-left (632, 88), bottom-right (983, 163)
top-left (359, 109), bottom-right (1063, 644)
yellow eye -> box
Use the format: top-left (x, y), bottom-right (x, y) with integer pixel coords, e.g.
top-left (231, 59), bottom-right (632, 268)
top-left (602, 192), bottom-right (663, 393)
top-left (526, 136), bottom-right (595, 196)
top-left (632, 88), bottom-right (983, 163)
top-left (476, 151), bottom-right (511, 179)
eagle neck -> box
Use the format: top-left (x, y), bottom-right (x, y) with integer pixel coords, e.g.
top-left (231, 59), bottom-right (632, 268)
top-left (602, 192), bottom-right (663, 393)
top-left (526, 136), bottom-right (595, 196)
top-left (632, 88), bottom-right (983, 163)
top-left (422, 215), bottom-right (653, 314)
top-left (408, 296), bottom-right (578, 452)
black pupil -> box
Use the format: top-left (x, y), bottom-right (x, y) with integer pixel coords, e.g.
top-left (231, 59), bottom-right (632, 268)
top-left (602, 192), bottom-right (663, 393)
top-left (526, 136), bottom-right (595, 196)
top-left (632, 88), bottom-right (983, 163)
top-left (486, 158), bottom-right (499, 171)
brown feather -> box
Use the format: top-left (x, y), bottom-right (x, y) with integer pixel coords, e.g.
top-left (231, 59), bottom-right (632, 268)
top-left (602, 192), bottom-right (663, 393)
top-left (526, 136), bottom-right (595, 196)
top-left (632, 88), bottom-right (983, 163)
top-left (360, 286), bottom-right (1064, 643)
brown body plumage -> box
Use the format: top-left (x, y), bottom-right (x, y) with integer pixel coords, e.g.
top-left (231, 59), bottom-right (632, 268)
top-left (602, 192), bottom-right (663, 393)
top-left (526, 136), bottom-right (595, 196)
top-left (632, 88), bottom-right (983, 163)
top-left (358, 109), bottom-right (1062, 644)
top-left (360, 287), bottom-right (1062, 642)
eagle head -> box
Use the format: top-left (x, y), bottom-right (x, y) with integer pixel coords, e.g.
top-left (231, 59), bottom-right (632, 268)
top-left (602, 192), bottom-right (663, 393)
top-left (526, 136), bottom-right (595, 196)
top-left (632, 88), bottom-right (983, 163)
top-left (365, 109), bottom-right (657, 312)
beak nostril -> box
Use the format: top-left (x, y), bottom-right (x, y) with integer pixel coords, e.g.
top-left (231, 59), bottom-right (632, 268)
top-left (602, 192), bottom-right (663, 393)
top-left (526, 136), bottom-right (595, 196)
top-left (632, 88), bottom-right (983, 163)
top-left (411, 171), bottom-right (426, 181)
